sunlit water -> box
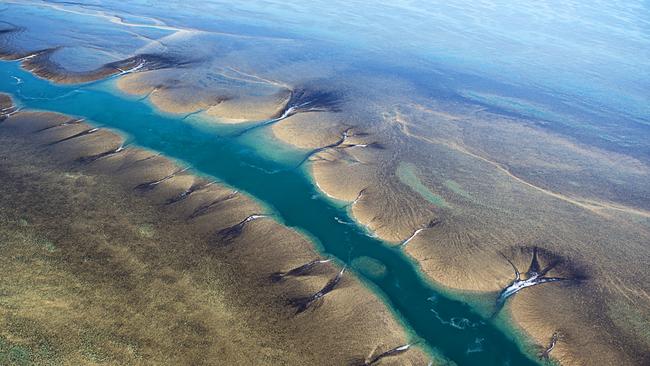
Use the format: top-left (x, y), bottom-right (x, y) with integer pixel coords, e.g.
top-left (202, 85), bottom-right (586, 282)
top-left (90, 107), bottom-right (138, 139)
top-left (9, 0), bottom-right (644, 156)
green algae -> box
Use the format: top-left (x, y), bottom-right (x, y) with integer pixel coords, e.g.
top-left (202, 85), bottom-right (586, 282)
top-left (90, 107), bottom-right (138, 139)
top-left (443, 179), bottom-right (471, 200)
top-left (397, 162), bottom-right (447, 208)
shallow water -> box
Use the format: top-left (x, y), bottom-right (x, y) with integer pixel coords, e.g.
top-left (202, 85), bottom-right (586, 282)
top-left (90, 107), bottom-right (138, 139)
top-left (3, 0), bottom-right (648, 159)
top-left (0, 60), bottom-right (538, 365)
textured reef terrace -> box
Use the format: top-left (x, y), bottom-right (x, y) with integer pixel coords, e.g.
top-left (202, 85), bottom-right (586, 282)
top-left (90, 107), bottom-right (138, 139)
top-left (1, 1), bottom-right (649, 365)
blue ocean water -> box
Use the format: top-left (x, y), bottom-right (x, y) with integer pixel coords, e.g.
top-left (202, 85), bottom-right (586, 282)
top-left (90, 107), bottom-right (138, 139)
top-left (11, 0), bottom-right (646, 156)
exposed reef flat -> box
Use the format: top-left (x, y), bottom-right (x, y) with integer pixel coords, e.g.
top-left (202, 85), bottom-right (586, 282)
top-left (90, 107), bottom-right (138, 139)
top-left (306, 123), bottom-right (440, 243)
top-left (302, 100), bottom-right (650, 365)
top-left (0, 44), bottom-right (189, 85)
top-left (276, 95), bottom-right (650, 365)
top-left (0, 95), bottom-right (431, 365)
top-left (1, 2), bottom-right (649, 363)
top-left (271, 112), bottom-right (347, 150)
top-left (117, 68), bottom-right (292, 122)
top-left (382, 104), bottom-right (650, 365)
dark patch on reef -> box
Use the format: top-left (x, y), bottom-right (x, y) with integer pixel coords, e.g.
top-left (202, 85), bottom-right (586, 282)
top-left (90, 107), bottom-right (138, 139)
top-left (494, 246), bottom-right (588, 314)
top-left (165, 180), bottom-right (216, 205)
top-left (35, 118), bottom-right (84, 132)
top-left (188, 190), bottom-right (239, 219)
top-left (213, 214), bottom-right (267, 245)
top-left (270, 258), bottom-right (331, 282)
top-left (297, 127), bottom-right (387, 167)
top-left (296, 127), bottom-right (352, 167)
top-left (539, 331), bottom-right (560, 361)
top-left (77, 144), bottom-right (125, 164)
top-left (400, 218), bottom-right (442, 247)
top-left (288, 267), bottom-right (345, 314)
top-left (274, 88), bottom-right (342, 119)
top-left (340, 141), bottom-right (386, 150)
top-left (0, 27), bottom-right (17, 35)
top-left (0, 40), bottom-right (50, 61)
top-left (116, 153), bottom-right (162, 172)
top-left (47, 127), bottom-right (99, 145)
top-left (133, 167), bottom-right (188, 192)
top-left (230, 87), bottom-right (342, 137)
top-left (105, 53), bottom-right (195, 74)
top-left (42, 0), bottom-right (92, 6)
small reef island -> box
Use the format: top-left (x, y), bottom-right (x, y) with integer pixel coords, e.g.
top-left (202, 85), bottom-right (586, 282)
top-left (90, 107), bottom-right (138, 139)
top-left (1, 1), bottom-right (649, 365)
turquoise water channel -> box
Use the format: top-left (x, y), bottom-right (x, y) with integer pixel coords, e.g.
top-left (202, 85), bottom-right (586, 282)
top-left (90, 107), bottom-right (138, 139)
top-left (1, 61), bottom-right (540, 366)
